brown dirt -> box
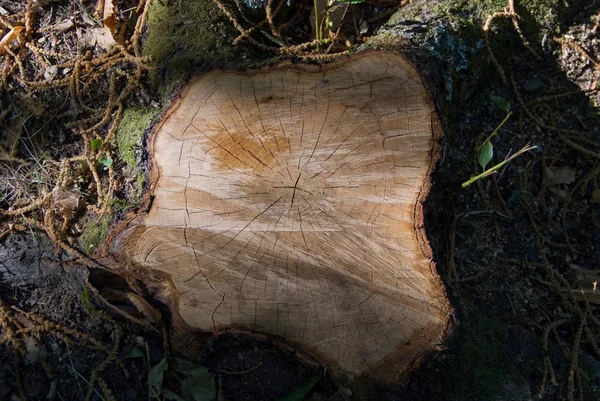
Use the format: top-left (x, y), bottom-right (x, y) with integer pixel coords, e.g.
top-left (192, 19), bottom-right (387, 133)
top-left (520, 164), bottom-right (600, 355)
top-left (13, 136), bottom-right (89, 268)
top-left (0, 233), bottom-right (165, 401)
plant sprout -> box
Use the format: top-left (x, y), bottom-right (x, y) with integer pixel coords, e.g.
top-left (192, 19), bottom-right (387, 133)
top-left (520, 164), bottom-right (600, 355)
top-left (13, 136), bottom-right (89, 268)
top-left (462, 96), bottom-right (538, 187)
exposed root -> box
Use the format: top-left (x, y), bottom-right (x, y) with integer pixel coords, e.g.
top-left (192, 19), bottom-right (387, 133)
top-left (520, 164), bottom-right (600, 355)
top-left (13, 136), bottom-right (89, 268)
top-left (212, 0), bottom-right (405, 59)
top-left (484, 1), bottom-right (541, 84)
top-left (567, 314), bottom-right (585, 401)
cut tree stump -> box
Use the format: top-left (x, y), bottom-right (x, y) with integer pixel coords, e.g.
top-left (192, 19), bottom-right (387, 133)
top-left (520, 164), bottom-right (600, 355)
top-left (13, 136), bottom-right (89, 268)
top-left (109, 52), bottom-right (451, 384)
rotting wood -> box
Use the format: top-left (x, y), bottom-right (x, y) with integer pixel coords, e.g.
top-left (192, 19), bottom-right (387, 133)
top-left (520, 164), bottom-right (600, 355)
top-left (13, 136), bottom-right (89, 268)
top-left (108, 52), bottom-right (451, 385)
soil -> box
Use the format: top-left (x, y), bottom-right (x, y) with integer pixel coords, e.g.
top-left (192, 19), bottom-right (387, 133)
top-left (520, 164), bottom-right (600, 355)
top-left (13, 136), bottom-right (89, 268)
top-left (1, 0), bottom-right (600, 401)
top-left (384, 0), bottom-right (600, 400)
top-left (200, 332), bottom-right (319, 401)
top-left (0, 234), bottom-right (165, 401)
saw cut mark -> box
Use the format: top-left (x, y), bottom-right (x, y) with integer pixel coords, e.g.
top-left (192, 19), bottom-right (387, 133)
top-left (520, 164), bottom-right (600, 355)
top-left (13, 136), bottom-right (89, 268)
top-left (110, 52), bottom-right (450, 384)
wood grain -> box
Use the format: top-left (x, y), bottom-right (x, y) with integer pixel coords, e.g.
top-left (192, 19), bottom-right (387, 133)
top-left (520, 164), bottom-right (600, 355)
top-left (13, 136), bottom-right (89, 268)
top-left (110, 52), bottom-right (450, 383)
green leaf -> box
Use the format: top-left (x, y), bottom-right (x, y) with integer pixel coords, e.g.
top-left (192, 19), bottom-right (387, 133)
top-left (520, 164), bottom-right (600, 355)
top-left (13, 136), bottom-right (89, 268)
top-left (90, 138), bottom-right (102, 151)
top-left (182, 378), bottom-right (216, 401)
top-left (168, 358), bottom-right (216, 401)
top-left (276, 374), bottom-right (321, 401)
top-left (148, 357), bottom-right (168, 399)
top-left (181, 368), bottom-right (216, 401)
top-left (126, 10), bottom-right (139, 32)
top-left (98, 155), bottom-right (113, 168)
top-left (478, 141), bottom-right (493, 170)
top-left (162, 388), bottom-right (186, 401)
top-left (168, 357), bottom-right (201, 374)
top-left (123, 346), bottom-right (144, 359)
top-left (490, 95), bottom-right (510, 112)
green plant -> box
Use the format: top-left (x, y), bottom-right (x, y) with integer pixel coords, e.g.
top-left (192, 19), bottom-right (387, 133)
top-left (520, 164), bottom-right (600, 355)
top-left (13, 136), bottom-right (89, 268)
top-left (78, 286), bottom-right (100, 316)
top-left (313, 0), bottom-right (329, 45)
top-left (275, 373), bottom-right (321, 401)
top-left (90, 138), bottom-right (103, 151)
top-left (148, 357), bottom-right (216, 401)
top-left (313, 0), bottom-right (365, 46)
top-left (77, 214), bottom-right (111, 253)
top-left (462, 96), bottom-right (538, 187)
top-left (98, 155), bottom-right (113, 169)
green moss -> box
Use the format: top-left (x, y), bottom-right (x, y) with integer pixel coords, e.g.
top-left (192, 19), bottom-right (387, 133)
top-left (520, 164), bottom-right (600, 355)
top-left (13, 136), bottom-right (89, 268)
top-left (136, 171), bottom-right (145, 196)
top-left (390, 0), bottom-right (566, 28)
top-left (78, 286), bottom-right (100, 316)
top-left (77, 214), bottom-right (111, 254)
top-left (113, 108), bottom-right (151, 206)
top-left (116, 107), bottom-right (155, 168)
top-left (111, 197), bottom-right (138, 212)
top-left (142, 0), bottom-right (262, 96)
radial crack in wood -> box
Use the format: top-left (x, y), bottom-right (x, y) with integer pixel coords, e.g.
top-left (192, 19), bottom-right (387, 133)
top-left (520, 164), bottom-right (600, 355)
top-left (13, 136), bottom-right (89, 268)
top-left (110, 52), bottom-right (450, 384)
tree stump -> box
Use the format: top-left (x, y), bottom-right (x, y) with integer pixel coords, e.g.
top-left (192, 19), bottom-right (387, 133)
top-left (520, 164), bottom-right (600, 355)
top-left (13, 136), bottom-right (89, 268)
top-left (110, 52), bottom-right (451, 384)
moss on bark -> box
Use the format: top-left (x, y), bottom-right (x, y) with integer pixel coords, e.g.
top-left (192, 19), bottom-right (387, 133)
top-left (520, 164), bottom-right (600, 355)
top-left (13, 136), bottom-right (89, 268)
top-left (389, 0), bottom-right (570, 29)
top-left (115, 107), bottom-right (155, 168)
top-left (78, 215), bottom-right (111, 254)
top-left (141, 0), bottom-right (263, 96)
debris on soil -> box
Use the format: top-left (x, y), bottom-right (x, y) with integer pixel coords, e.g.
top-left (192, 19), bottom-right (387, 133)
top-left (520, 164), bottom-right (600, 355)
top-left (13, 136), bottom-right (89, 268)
top-left (0, 233), bottom-right (165, 401)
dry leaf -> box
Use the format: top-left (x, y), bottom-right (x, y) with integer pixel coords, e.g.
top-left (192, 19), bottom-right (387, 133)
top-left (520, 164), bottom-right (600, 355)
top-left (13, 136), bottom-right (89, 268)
top-left (44, 65), bottom-right (58, 83)
top-left (35, 0), bottom-right (53, 7)
top-left (81, 27), bottom-right (117, 50)
top-left (51, 188), bottom-right (83, 219)
top-left (548, 186), bottom-right (569, 200)
top-left (81, 11), bottom-right (97, 27)
top-left (29, 5), bottom-right (44, 14)
top-left (95, 0), bottom-right (106, 18)
top-left (101, 0), bottom-right (117, 35)
top-left (0, 26), bottom-right (24, 56)
top-left (0, 105), bottom-right (12, 124)
top-left (544, 165), bottom-right (576, 187)
top-left (96, 0), bottom-right (125, 45)
top-left (23, 337), bottom-right (44, 364)
top-left (54, 18), bottom-right (75, 34)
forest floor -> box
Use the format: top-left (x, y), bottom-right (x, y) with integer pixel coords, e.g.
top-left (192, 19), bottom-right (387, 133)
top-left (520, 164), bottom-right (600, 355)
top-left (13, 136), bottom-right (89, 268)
top-left (0, 0), bottom-right (600, 400)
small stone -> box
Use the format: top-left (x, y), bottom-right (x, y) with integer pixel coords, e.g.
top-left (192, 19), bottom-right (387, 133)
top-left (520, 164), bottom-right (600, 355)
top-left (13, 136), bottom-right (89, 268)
top-left (523, 77), bottom-right (545, 92)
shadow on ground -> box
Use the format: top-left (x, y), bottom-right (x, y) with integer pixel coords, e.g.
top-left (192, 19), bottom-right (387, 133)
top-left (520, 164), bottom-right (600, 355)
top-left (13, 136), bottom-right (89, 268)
top-left (383, 0), bottom-right (600, 400)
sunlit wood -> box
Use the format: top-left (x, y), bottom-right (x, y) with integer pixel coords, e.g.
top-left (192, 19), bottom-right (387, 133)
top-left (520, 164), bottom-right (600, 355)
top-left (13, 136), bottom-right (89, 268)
top-left (110, 52), bottom-right (450, 383)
